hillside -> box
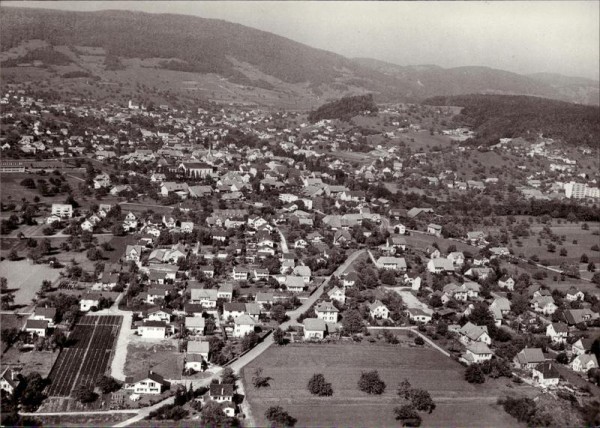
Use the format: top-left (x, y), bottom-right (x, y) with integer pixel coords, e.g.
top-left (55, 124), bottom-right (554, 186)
top-left (307, 94), bottom-right (378, 122)
top-left (0, 7), bottom-right (598, 107)
top-left (423, 94), bottom-right (600, 147)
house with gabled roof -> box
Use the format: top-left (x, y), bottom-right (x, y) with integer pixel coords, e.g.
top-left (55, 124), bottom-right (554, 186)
top-left (327, 286), bottom-right (346, 304)
top-left (25, 319), bottom-right (49, 337)
top-left (531, 296), bottom-right (558, 315)
top-left (565, 287), bottom-right (584, 302)
top-left (546, 322), bottom-right (568, 343)
top-left (233, 314), bottom-right (256, 337)
top-left (315, 301), bottom-right (339, 323)
top-left (513, 348), bottom-right (545, 369)
top-left (462, 342), bottom-right (493, 365)
top-left (185, 317), bottom-right (206, 335)
top-left (562, 308), bottom-right (599, 325)
top-left (497, 275), bottom-right (515, 291)
top-left (570, 354), bottom-right (598, 372)
top-left (532, 362), bottom-right (560, 388)
top-left (0, 368), bottom-right (21, 395)
top-left (285, 276), bottom-right (305, 293)
top-left (427, 223), bottom-right (442, 237)
top-left (406, 308), bottom-right (432, 323)
top-left (369, 300), bottom-right (389, 319)
top-left (303, 318), bottom-right (327, 340)
top-left (427, 258), bottom-right (454, 274)
top-left (125, 371), bottom-right (169, 395)
top-left (458, 322), bottom-right (491, 345)
top-left (571, 337), bottom-right (596, 356)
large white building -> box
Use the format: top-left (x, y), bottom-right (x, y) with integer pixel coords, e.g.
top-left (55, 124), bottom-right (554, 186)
top-left (565, 182), bottom-right (599, 199)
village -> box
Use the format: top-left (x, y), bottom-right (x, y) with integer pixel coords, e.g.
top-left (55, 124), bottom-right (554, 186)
top-left (1, 88), bottom-right (599, 427)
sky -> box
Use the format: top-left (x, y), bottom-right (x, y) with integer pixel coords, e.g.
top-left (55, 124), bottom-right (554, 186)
top-left (3, 1), bottom-right (599, 80)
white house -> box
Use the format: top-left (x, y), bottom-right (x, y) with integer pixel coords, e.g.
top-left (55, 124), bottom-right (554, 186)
top-left (315, 301), bottom-right (339, 323)
top-left (458, 322), bottom-right (491, 345)
top-left (369, 300), bottom-right (389, 319)
top-left (51, 203), bottom-right (73, 218)
top-left (303, 318), bottom-right (326, 340)
top-left (565, 287), bottom-right (585, 302)
top-left (462, 342), bottom-right (493, 365)
top-left (327, 286), bottom-right (346, 304)
top-left (532, 362), bottom-right (560, 388)
top-left (427, 223), bottom-right (442, 237)
top-left (497, 275), bottom-right (515, 291)
top-left (80, 293), bottom-right (103, 312)
top-left (570, 354), bottom-right (598, 372)
top-left (233, 314), bottom-right (256, 338)
top-left (0, 368), bottom-right (20, 395)
top-left (427, 258), bottom-right (454, 274)
top-left (185, 317), bottom-right (206, 335)
top-left (546, 322), bottom-right (568, 344)
top-left (138, 321), bottom-right (168, 339)
top-left (24, 319), bottom-right (48, 337)
top-left (406, 308), bottom-right (432, 323)
top-left (376, 256), bottom-right (407, 271)
top-left (125, 372), bottom-right (168, 395)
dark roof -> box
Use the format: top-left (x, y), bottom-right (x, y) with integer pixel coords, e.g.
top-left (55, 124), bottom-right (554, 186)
top-left (25, 319), bottom-right (49, 330)
top-left (534, 362), bottom-right (560, 379)
top-left (210, 383), bottom-right (234, 397)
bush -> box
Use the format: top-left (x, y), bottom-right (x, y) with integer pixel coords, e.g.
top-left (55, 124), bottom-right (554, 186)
top-left (394, 404), bottom-right (422, 427)
top-left (73, 384), bottom-right (97, 404)
top-left (265, 406), bottom-right (296, 427)
top-left (414, 336), bottom-right (425, 346)
top-left (409, 389), bottom-right (436, 413)
top-left (465, 364), bottom-right (485, 384)
top-left (358, 370), bottom-right (386, 395)
top-left (148, 404), bottom-right (189, 421)
top-left (307, 373), bottom-right (333, 396)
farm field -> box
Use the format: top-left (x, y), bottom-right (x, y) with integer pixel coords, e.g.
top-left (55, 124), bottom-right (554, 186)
top-left (37, 412), bottom-right (137, 427)
top-left (0, 260), bottom-right (62, 306)
top-left (242, 343), bottom-right (529, 427)
top-left (46, 315), bottom-right (122, 397)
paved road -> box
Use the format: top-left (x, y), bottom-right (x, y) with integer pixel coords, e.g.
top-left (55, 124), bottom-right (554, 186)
top-left (276, 228), bottom-right (289, 254)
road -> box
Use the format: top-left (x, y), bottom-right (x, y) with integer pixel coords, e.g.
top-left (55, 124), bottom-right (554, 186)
top-left (276, 228), bottom-right (289, 254)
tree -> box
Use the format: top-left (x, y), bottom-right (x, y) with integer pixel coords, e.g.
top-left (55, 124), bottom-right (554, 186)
top-left (556, 352), bottom-right (569, 364)
top-left (465, 364), bottom-right (485, 384)
top-left (342, 309), bottom-right (363, 335)
top-left (201, 401), bottom-right (233, 426)
top-left (241, 332), bottom-right (260, 352)
top-left (270, 304), bottom-right (288, 323)
top-left (252, 367), bottom-right (272, 389)
top-left (589, 262), bottom-right (596, 272)
top-left (97, 375), bottom-right (121, 394)
top-left (547, 243), bottom-right (556, 253)
top-left (581, 253), bottom-right (589, 263)
top-left (593, 273), bottom-right (600, 286)
top-left (409, 389), bottom-right (436, 413)
top-left (265, 406), bottom-right (296, 427)
top-left (221, 367), bottom-right (237, 385)
top-left (273, 328), bottom-right (286, 345)
top-left (358, 370), bottom-right (386, 395)
top-left (394, 405), bottom-right (422, 427)
top-left (307, 373), bottom-right (333, 396)
top-left (73, 384), bottom-right (97, 404)
top-left (559, 247), bottom-right (568, 257)
top-left (414, 336), bottom-right (425, 346)
top-left (18, 372), bottom-right (49, 411)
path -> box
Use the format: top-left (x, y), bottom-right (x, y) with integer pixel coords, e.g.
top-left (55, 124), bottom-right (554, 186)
top-left (96, 293), bottom-right (134, 381)
top-left (367, 250), bottom-right (377, 265)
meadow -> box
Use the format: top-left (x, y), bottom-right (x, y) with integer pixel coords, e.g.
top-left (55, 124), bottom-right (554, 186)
top-left (0, 259), bottom-right (61, 306)
top-left (242, 343), bottom-right (528, 427)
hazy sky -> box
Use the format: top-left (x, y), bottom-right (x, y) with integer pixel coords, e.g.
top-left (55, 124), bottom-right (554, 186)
top-left (3, 1), bottom-right (599, 80)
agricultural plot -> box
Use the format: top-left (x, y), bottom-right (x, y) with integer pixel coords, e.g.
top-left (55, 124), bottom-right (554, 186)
top-left (46, 315), bottom-right (122, 397)
top-left (242, 343), bottom-right (527, 427)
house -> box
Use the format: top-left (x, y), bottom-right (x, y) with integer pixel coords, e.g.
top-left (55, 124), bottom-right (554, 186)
top-left (180, 221), bottom-right (194, 234)
top-left (427, 223), bottom-right (442, 237)
top-left (232, 267), bottom-right (250, 281)
top-left (565, 287), bottom-right (584, 302)
top-left (341, 272), bottom-right (358, 288)
top-left (570, 354), bottom-right (598, 372)
top-left (406, 308), bottom-right (432, 323)
top-left (184, 353), bottom-right (206, 373)
top-left (31, 307), bottom-right (56, 325)
top-left (233, 314), bottom-right (256, 338)
top-left (546, 322), bottom-right (568, 343)
top-left (190, 289), bottom-right (219, 308)
top-left (125, 371), bottom-right (168, 395)
top-left (255, 292), bottom-right (274, 308)
top-left (427, 258), bottom-right (454, 274)
top-left (498, 275), bottom-right (515, 291)
top-left (425, 246), bottom-right (441, 259)
top-left (51, 203), bottom-right (73, 218)
top-left (562, 308), bottom-right (599, 325)
top-left (123, 212), bottom-right (138, 231)
top-left (513, 348), bottom-right (545, 370)
top-left (369, 300), bottom-right (389, 319)
top-left (531, 296), bottom-right (558, 315)
top-left (217, 284), bottom-right (233, 302)
top-left (125, 245), bottom-right (143, 263)
top-left (532, 362), bottom-right (560, 388)
top-left (458, 322), bottom-right (491, 345)
top-left (315, 302), bottom-right (339, 323)
top-left (209, 383), bottom-right (234, 403)
top-left (161, 182), bottom-right (189, 197)
top-left (383, 235), bottom-right (407, 253)
top-left (464, 267), bottom-right (493, 280)
top-left (327, 286), bottom-right (346, 304)
top-left (185, 317), bottom-right (206, 335)
top-left (292, 265), bottom-right (312, 283)
top-left (0, 368), bottom-right (20, 395)
top-left (285, 276), bottom-right (305, 293)
top-left (303, 318), bottom-right (327, 340)
top-left (138, 321), bottom-right (168, 339)
top-left (187, 340), bottom-right (210, 361)
top-left (571, 337), bottom-right (596, 356)
top-left (222, 303), bottom-right (247, 320)
top-left (443, 283), bottom-right (468, 302)
top-left (146, 286), bottom-right (174, 305)
top-left (462, 342), bottom-right (493, 365)
top-left (80, 292), bottom-right (103, 312)
top-left (463, 282), bottom-right (480, 299)
top-left (403, 273), bottom-right (422, 291)
top-left (376, 256), bottom-right (407, 271)
top-left (490, 298), bottom-right (511, 316)
top-left (467, 231), bottom-right (487, 245)
top-left (24, 319), bottom-right (49, 337)
top-left (332, 230), bottom-right (352, 246)
top-left (447, 252), bottom-right (465, 266)
top-left (489, 247), bottom-right (510, 257)
top-left (145, 307), bottom-right (172, 323)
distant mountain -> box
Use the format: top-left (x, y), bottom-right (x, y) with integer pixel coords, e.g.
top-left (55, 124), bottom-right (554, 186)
top-left (0, 7), bottom-right (598, 107)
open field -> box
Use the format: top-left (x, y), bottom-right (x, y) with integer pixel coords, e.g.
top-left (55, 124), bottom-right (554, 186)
top-left (0, 260), bottom-right (62, 306)
top-left (47, 315), bottom-right (122, 397)
top-left (2, 348), bottom-right (59, 378)
top-left (124, 339), bottom-right (181, 380)
top-left (242, 343), bottom-right (530, 427)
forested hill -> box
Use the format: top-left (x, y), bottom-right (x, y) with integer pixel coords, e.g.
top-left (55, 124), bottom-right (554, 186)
top-left (308, 94), bottom-right (378, 123)
top-left (423, 94), bottom-right (600, 147)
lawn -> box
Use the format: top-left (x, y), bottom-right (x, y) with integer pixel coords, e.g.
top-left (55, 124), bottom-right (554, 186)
top-left (0, 259), bottom-right (62, 306)
top-left (242, 343), bottom-right (529, 427)
top-left (2, 348), bottom-right (59, 378)
top-left (124, 339), bottom-right (182, 380)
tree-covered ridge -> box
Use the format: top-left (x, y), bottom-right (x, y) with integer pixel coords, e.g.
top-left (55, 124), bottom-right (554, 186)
top-left (423, 94), bottom-right (600, 147)
top-left (308, 94), bottom-right (378, 123)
